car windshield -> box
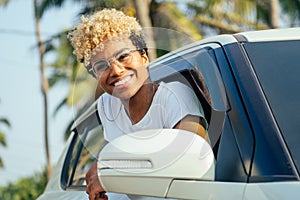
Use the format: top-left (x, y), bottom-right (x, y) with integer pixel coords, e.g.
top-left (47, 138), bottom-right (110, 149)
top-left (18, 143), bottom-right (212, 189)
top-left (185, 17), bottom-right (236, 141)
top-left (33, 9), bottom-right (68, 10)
top-left (244, 40), bottom-right (300, 173)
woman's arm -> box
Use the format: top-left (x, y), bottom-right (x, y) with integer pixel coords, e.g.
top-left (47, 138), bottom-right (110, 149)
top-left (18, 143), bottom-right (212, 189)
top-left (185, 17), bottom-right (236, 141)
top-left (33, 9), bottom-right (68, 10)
top-left (85, 160), bottom-right (108, 200)
top-left (174, 115), bottom-right (207, 141)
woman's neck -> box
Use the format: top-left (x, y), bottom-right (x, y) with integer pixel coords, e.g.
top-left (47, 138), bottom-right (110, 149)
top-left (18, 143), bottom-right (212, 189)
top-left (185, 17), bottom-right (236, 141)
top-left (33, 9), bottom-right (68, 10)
top-left (122, 81), bottom-right (157, 124)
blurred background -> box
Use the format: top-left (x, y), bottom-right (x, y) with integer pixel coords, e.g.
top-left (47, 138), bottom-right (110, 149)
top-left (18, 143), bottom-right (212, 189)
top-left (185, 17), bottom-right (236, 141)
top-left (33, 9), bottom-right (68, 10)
top-left (0, 0), bottom-right (299, 199)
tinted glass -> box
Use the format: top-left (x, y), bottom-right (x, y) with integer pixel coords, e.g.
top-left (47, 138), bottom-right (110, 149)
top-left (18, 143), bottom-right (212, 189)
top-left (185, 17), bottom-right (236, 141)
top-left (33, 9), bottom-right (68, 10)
top-left (63, 110), bottom-right (106, 189)
top-left (149, 45), bottom-right (228, 153)
top-left (65, 44), bottom-right (230, 190)
top-left (71, 125), bottom-right (105, 187)
top-left (244, 40), bottom-right (300, 173)
top-left (191, 48), bottom-right (228, 111)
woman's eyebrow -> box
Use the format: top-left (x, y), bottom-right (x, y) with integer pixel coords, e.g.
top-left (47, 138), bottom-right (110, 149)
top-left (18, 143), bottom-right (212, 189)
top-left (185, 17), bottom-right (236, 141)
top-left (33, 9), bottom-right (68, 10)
top-left (113, 48), bottom-right (131, 57)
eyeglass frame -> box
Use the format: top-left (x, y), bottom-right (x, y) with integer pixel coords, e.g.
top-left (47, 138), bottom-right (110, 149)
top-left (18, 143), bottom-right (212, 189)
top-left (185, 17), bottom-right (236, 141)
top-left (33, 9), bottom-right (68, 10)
top-left (86, 48), bottom-right (142, 78)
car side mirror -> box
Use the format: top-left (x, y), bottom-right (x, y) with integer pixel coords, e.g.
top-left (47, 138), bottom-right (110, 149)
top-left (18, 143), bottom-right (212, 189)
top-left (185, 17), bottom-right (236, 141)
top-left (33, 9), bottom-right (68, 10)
top-left (97, 129), bottom-right (215, 198)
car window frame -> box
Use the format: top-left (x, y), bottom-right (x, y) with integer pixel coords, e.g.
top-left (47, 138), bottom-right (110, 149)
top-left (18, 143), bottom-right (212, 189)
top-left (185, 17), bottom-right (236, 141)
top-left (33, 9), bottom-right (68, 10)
top-left (61, 42), bottom-right (231, 190)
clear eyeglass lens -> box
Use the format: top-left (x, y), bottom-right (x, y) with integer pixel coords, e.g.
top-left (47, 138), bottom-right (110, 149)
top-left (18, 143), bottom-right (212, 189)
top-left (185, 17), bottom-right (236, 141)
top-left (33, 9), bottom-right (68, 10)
top-left (93, 60), bottom-right (109, 75)
top-left (92, 50), bottom-right (135, 77)
top-left (116, 51), bottom-right (133, 64)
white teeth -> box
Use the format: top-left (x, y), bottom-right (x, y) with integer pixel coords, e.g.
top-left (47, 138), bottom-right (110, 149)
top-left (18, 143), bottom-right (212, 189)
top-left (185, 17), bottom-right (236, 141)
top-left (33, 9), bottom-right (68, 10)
top-left (114, 76), bottom-right (131, 86)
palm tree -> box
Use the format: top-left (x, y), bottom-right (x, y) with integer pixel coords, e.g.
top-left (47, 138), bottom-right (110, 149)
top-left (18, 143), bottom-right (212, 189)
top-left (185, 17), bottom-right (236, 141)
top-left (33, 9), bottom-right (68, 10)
top-left (47, 32), bottom-right (97, 140)
top-left (257, 0), bottom-right (300, 28)
top-left (33, 0), bottom-right (52, 180)
top-left (133, 0), bottom-right (157, 60)
top-left (0, 0), bottom-right (50, 177)
top-left (269, 0), bottom-right (280, 28)
top-left (187, 0), bottom-right (268, 34)
top-left (187, 0), bottom-right (300, 34)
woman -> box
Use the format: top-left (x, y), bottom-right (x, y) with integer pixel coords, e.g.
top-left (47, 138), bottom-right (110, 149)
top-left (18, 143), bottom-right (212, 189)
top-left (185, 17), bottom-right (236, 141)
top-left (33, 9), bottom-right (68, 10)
top-left (68, 8), bottom-right (207, 200)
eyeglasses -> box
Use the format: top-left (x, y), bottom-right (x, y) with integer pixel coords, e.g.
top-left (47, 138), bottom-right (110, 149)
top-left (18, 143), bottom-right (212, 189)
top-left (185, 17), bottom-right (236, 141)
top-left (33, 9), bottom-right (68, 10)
top-left (87, 49), bottom-right (139, 78)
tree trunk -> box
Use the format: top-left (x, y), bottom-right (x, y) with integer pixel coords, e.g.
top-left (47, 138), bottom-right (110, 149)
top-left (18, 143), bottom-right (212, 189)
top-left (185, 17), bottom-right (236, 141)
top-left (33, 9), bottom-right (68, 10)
top-left (133, 0), bottom-right (157, 60)
top-left (33, 0), bottom-right (52, 181)
top-left (269, 0), bottom-right (279, 28)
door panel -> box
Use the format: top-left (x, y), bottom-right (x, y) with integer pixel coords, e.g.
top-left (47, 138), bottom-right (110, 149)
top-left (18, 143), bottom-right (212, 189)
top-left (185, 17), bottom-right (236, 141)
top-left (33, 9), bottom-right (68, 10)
top-left (244, 182), bottom-right (300, 200)
top-left (167, 180), bottom-right (246, 200)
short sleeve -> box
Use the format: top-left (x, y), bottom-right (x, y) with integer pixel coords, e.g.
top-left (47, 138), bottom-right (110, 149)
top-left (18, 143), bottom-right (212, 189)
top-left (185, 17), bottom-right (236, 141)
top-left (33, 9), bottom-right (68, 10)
top-left (161, 82), bottom-right (207, 129)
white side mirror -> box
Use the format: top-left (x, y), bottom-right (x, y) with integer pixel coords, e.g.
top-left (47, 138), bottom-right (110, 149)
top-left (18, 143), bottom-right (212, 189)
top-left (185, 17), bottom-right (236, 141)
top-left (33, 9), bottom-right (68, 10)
top-left (98, 129), bottom-right (215, 198)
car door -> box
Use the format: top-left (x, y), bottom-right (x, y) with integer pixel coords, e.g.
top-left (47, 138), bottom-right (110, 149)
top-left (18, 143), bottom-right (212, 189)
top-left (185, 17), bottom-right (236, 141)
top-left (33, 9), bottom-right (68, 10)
top-left (58, 42), bottom-right (251, 200)
top-left (148, 42), bottom-right (252, 199)
top-left (59, 40), bottom-right (257, 200)
top-left (236, 39), bottom-right (300, 200)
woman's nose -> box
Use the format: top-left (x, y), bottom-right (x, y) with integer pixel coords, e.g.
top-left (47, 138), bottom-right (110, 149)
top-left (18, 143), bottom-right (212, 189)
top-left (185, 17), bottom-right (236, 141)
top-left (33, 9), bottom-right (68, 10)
top-left (109, 61), bottom-right (125, 76)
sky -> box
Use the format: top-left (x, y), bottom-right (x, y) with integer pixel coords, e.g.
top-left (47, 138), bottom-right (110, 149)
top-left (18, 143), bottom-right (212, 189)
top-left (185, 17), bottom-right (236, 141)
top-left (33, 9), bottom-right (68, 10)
top-left (0, 0), bottom-right (83, 185)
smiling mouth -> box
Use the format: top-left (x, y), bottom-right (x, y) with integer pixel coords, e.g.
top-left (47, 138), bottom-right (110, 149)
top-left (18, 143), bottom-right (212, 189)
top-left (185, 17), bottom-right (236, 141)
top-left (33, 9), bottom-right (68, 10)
top-left (114, 75), bottom-right (132, 87)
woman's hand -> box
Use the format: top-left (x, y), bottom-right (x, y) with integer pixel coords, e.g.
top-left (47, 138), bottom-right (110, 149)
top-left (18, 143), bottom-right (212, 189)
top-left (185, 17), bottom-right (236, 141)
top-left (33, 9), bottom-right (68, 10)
top-left (86, 160), bottom-right (108, 200)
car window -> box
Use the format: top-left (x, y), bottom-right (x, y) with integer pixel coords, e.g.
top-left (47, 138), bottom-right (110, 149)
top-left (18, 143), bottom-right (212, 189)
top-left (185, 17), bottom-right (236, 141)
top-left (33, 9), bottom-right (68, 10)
top-left (150, 45), bottom-right (228, 113)
top-left (74, 125), bottom-right (105, 186)
top-left (62, 110), bottom-right (106, 189)
top-left (62, 44), bottom-right (229, 189)
top-left (149, 44), bottom-right (229, 163)
top-left (189, 48), bottom-right (228, 112)
top-left (244, 40), bottom-right (300, 173)
top-left (179, 46), bottom-right (229, 150)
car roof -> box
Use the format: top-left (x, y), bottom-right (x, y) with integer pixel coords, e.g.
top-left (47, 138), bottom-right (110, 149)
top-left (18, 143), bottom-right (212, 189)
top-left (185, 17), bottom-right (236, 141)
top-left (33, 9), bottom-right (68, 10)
top-left (234, 27), bottom-right (300, 42)
top-left (187, 27), bottom-right (300, 46)
top-left (150, 27), bottom-right (300, 65)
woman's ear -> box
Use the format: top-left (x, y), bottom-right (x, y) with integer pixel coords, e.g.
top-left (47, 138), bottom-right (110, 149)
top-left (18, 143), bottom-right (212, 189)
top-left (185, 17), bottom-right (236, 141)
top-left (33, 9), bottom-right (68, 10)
top-left (141, 51), bottom-right (149, 65)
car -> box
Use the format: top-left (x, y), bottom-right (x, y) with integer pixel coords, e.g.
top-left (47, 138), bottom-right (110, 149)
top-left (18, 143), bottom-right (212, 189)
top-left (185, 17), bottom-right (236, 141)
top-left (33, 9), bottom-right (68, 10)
top-left (37, 27), bottom-right (300, 200)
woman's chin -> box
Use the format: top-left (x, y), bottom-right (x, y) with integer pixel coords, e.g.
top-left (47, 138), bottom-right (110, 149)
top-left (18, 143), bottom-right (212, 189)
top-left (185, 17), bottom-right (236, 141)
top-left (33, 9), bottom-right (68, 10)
top-left (111, 91), bottom-right (133, 101)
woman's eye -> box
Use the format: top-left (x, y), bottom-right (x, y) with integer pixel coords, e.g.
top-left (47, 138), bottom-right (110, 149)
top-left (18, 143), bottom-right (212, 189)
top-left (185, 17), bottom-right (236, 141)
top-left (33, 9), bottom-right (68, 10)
top-left (117, 53), bottom-right (130, 62)
top-left (94, 62), bottom-right (107, 72)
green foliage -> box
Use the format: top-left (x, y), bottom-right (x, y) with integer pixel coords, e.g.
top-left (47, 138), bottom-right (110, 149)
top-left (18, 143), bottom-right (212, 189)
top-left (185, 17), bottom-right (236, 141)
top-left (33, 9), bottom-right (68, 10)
top-left (0, 113), bottom-right (11, 168)
top-left (79, 0), bottom-right (133, 15)
top-left (36, 0), bottom-right (67, 18)
top-left (0, 0), bottom-right (9, 7)
top-left (152, 2), bottom-right (202, 41)
top-left (279, 0), bottom-right (300, 25)
top-left (0, 129), bottom-right (6, 146)
top-left (0, 170), bottom-right (47, 200)
top-left (0, 157), bottom-right (3, 168)
top-left (0, 118), bottom-right (11, 127)
top-left (188, 0), bottom-right (300, 33)
top-left (187, 0), bottom-right (268, 33)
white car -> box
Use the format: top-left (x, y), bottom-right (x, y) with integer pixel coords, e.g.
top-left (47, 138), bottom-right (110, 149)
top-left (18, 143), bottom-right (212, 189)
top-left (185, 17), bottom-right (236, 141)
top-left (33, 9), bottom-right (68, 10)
top-left (37, 27), bottom-right (300, 200)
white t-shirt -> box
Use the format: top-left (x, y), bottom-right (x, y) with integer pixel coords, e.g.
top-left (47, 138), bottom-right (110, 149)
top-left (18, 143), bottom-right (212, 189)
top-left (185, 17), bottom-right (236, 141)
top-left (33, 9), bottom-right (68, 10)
top-left (98, 81), bottom-right (207, 142)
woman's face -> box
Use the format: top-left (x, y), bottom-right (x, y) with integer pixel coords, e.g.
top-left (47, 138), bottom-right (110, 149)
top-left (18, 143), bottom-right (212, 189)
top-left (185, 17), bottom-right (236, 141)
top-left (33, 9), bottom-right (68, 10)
top-left (89, 37), bottom-right (149, 100)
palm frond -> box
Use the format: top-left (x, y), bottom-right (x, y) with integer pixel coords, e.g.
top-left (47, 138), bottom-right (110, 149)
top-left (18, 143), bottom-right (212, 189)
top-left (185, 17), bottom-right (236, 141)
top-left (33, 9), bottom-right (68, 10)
top-left (0, 118), bottom-right (11, 128)
top-left (52, 97), bottom-right (67, 118)
top-left (38, 0), bottom-right (66, 18)
top-left (0, 157), bottom-right (3, 168)
top-left (0, 132), bottom-right (7, 147)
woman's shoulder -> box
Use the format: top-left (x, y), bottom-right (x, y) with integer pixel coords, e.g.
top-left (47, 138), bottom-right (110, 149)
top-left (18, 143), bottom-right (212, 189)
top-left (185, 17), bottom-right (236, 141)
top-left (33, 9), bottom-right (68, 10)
top-left (98, 93), bottom-right (121, 109)
top-left (99, 93), bottom-right (119, 101)
top-left (159, 81), bottom-right (193, 93)
top-left (160, 80), bottom-right (184, 87)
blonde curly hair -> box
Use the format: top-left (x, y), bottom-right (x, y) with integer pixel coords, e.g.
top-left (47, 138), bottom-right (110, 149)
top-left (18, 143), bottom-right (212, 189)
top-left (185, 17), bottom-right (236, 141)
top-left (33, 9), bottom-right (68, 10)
top-left (68, 8), bottom-right (143, 67)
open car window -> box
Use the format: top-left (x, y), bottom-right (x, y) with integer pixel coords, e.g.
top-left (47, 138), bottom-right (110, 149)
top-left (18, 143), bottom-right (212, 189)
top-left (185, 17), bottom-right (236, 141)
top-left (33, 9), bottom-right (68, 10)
top-left (150, 43), bottom-right (228, 148)
top-left (61, 43), bottom-right (229, 189)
